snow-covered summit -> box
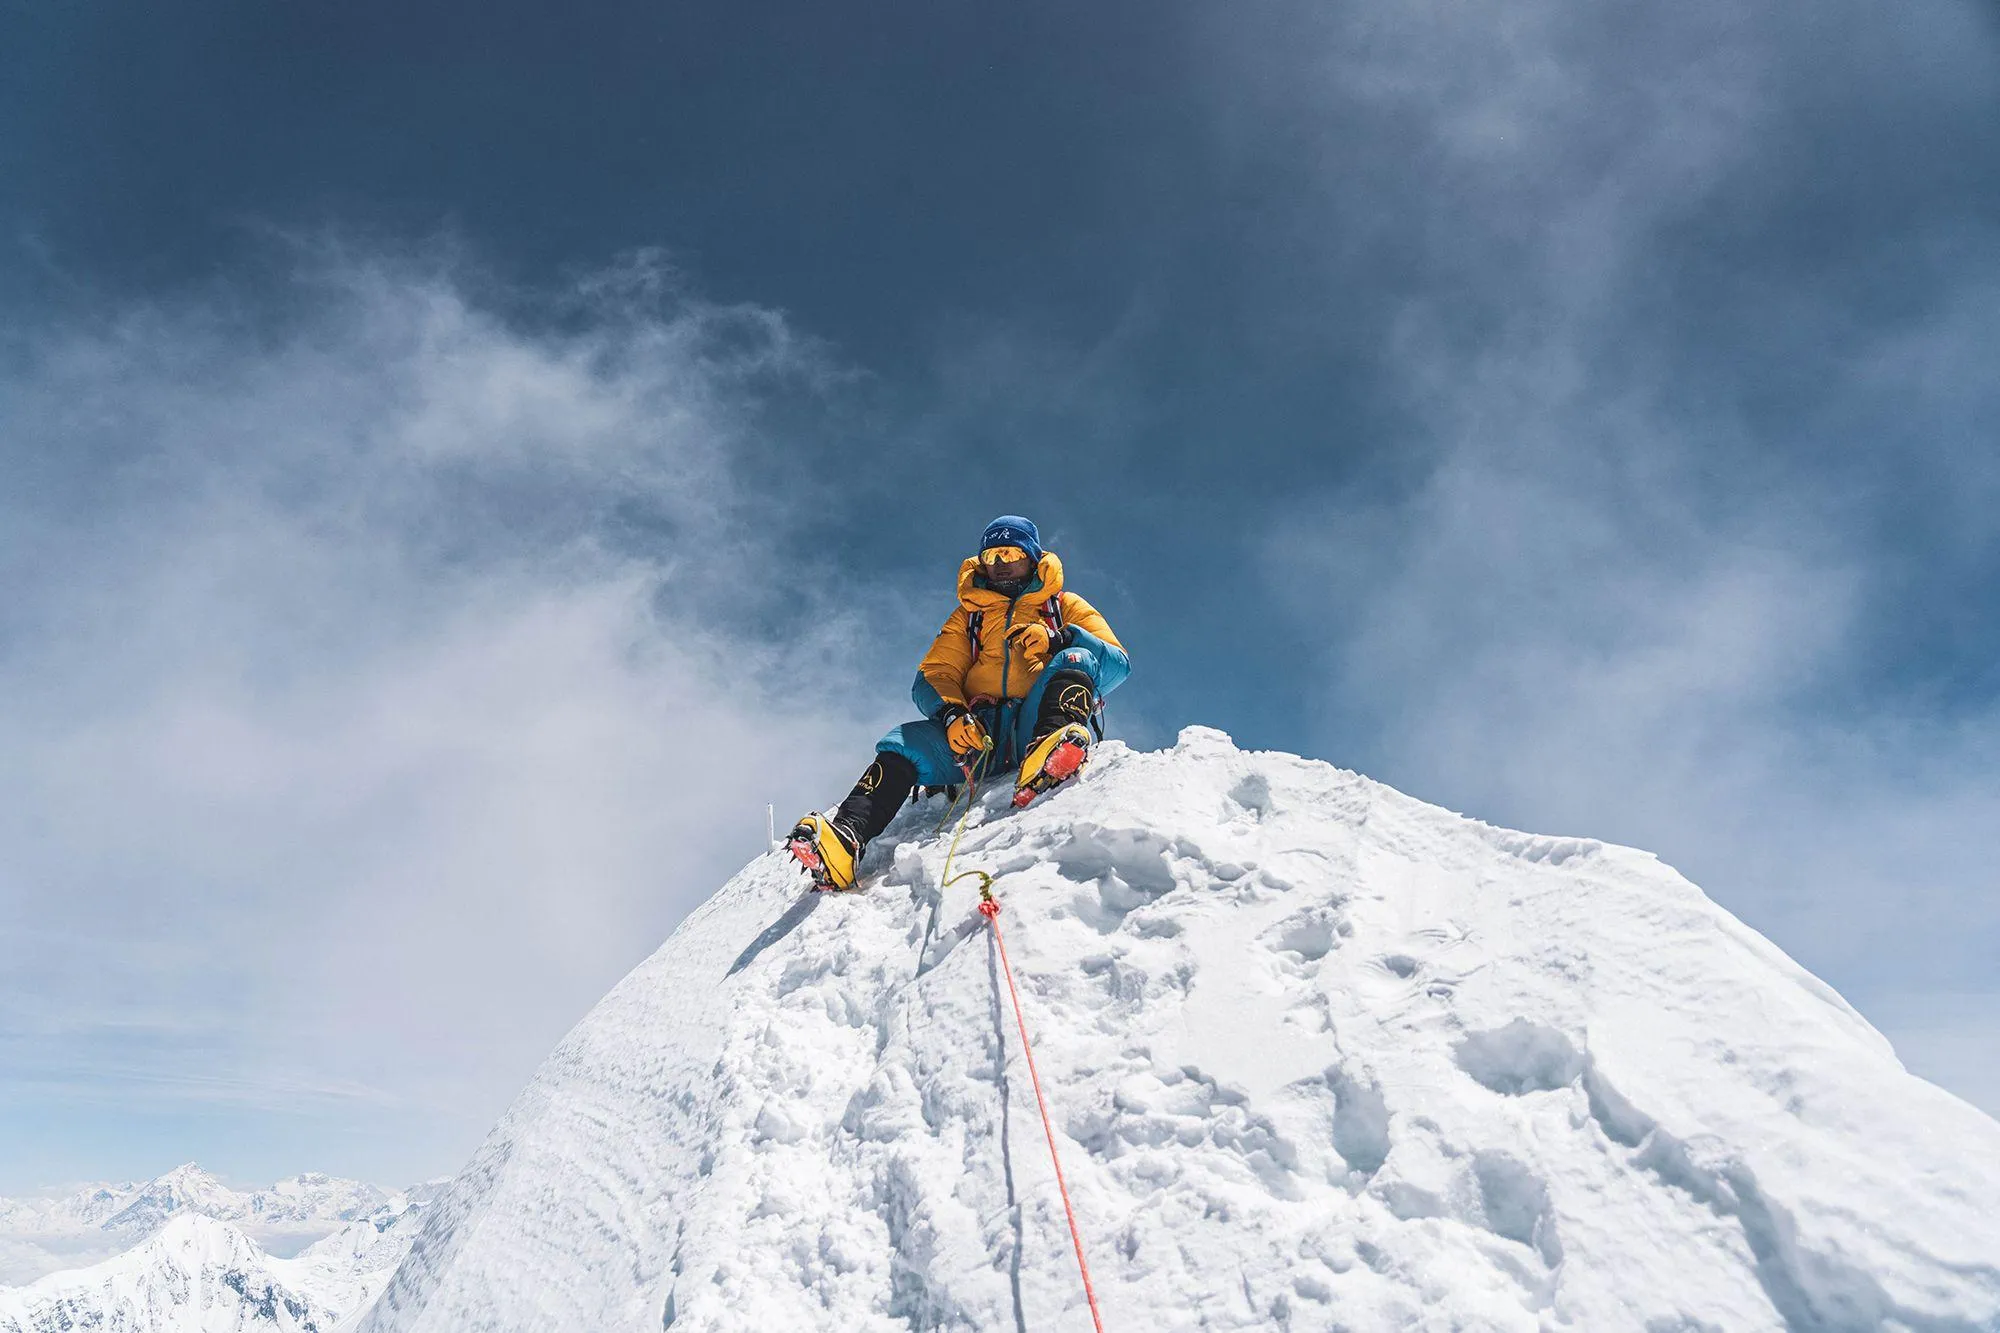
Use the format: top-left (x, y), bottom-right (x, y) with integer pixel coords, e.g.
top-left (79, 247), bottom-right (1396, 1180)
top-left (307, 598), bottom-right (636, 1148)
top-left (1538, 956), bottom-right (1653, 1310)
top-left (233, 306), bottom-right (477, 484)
top-left (363, 727), bottom-right (2000, 1331)
top-left (99, 1164), bottom-right (256, 1235)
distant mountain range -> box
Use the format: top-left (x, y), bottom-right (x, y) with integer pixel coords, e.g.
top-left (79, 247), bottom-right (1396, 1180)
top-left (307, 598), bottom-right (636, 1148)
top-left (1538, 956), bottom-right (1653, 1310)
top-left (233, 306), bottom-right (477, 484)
top-left (0, 1162), bottom-right (438, 1331)
top-left (1, 1163), bottom-right (392, 1269)
top-left (0, 1191), bottom-right (436, 1333)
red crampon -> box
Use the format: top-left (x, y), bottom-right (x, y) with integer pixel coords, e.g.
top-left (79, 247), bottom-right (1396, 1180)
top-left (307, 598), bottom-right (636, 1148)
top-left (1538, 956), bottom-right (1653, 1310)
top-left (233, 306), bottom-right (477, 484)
top-left (786, 835), bottom-right (832, 888)
top-left (1012, 731), bottom-right (1089, 808)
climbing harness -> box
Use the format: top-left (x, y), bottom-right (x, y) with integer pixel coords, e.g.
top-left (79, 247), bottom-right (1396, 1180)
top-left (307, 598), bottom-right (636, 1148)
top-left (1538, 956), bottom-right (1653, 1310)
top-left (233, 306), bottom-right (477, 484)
top-left (932, 745), bottom-right (1106, 1332)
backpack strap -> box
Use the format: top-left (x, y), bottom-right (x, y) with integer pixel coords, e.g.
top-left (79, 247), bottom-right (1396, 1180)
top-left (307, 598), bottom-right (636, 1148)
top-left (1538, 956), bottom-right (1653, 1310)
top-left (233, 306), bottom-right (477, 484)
top-left (969, 601), bottom-right (1067, 685)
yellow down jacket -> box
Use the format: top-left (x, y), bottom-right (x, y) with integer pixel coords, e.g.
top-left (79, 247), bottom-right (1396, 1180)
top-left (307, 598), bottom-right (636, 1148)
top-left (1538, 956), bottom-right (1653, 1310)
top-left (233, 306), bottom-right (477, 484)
top-left (918, 552), bottom-right (1123, 707)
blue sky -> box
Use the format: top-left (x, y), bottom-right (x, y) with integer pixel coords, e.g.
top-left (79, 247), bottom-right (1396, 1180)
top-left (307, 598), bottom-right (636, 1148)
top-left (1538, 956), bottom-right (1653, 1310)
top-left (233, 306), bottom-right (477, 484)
top-left (2, 0), bottom-right (1996, 1189)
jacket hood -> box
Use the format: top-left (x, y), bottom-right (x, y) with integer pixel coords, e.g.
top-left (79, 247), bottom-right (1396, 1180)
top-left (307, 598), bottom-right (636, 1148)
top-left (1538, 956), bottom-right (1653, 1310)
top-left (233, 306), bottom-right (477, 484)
top-left (957, 551), bottom-right (1064, 612)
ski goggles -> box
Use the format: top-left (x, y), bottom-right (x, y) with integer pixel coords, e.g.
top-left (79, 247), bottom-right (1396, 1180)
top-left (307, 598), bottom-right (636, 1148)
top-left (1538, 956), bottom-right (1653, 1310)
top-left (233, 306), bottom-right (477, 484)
top-left (979, 544), bottom-right (1032, 567)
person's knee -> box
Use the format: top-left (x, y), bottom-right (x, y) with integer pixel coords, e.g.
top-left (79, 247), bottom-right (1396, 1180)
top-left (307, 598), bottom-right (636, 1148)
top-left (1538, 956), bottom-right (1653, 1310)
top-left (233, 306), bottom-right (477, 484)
top-left (1050, 646), bottom-right (1096, 675)
top-left (878, 722), bottom-right (960, 787)
top-left (1040, 668), bottom-right (1096, 724)
top-left (871, 749), bottom-right (918, 787)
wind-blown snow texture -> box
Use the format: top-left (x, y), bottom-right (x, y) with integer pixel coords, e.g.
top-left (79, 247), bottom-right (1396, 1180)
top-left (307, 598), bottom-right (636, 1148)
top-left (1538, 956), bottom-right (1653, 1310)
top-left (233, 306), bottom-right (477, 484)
top-left (364, 728), bottom-right (2000, 1332)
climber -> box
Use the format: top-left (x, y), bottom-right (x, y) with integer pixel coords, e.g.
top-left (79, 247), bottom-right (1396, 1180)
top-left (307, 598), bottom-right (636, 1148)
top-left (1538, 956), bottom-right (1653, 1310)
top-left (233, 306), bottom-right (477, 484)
top-left (788, 515), bottom-right (1131, 891)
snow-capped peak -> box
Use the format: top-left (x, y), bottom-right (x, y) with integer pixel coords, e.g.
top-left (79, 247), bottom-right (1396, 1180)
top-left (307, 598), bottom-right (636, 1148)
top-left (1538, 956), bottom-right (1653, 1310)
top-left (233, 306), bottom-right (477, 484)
top-left (357, 728), bottom-right (2000, 1331)
top-left (0, 1214), bottom-right (337, 1333)
top-left (0, 1193), bottom-right (440, 1333)
top-left (100, 1164), bottom-right (237, 1234)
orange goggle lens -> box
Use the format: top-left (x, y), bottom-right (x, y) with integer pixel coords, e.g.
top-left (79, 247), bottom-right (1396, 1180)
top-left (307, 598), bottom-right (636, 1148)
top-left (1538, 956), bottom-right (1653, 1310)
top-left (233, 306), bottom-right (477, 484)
top-left (979, 544), bottom-right (1030, 566)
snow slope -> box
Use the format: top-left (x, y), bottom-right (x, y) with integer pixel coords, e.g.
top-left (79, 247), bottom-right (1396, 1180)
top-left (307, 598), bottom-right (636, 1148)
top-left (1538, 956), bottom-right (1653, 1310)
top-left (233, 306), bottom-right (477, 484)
top-left (0, 1166), bottom-right (391, 1284)
top-left (0, 1194), bottom-right (434, 1333)
top-left (362, 727), bottom-right (2000, 1331)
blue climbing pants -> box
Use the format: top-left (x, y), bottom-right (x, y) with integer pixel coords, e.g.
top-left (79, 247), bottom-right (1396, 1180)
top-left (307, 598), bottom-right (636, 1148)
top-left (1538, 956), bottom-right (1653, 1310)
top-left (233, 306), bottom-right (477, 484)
top-left (876, 637), bottom-right (1124, 787)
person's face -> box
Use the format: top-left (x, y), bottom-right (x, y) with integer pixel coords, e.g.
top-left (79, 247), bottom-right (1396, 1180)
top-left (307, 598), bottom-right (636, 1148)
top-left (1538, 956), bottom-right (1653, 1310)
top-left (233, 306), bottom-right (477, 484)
top-left (980, 545), bottom-right (1034, 588)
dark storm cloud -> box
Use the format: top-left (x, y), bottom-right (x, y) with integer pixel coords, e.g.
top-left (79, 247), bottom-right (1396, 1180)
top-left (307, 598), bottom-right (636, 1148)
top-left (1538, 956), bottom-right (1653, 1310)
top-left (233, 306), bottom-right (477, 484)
top-left (1206, 0), bottom-right (2000, 1096)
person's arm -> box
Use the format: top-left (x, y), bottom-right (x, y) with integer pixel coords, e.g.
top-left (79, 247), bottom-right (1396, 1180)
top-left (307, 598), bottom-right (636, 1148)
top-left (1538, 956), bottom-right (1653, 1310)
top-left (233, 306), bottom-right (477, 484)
top-left (1060, 592), bottom-right (1123, 653)
top-left (917, 607), bottom-right (976, 711)
top-left (1058, 591), bottom-right (1131, 695)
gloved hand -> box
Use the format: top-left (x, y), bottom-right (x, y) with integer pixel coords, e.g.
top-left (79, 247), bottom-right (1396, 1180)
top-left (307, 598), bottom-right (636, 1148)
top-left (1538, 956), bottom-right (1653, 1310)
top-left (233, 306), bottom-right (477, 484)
top-left (1006, 621), bottom-right (1069, 669)
top-left (936, 703), bottom-right (991, 761)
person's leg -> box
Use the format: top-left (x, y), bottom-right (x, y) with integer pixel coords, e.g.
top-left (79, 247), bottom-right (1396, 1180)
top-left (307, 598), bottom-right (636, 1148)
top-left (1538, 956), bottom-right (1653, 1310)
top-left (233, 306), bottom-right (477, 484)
top-left (792, 720), bottom-right (961, 888)
top-left (1030, 669), bottom-right (1095, 738)
top-left (875, 718), bottom-right (964, 788)
top-left (1005, 648), bottom-right (1104, 807)
top-left (1013, 644), bottom-right (1102, 758)
top-left (831, 751), bottom-right (917, 846)
top-left (818, 720), bottom-right (961, 844)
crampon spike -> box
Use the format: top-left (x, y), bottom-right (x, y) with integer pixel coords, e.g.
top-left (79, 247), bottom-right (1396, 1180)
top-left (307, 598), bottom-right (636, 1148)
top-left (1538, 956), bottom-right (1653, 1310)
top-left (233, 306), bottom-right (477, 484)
top-left (786, 835), bottom-right (838, 891)
top-left (1013, 737), bottom-right (1089, 808)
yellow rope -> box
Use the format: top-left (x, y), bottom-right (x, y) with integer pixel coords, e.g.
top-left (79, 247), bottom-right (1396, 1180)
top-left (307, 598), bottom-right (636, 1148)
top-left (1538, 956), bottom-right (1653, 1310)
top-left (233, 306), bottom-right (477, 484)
top-left (938, 739), bottom-right (995, 896)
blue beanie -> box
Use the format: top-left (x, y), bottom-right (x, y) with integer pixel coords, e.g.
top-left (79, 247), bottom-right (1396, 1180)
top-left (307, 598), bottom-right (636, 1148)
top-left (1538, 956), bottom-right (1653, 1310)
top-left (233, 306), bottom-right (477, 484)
top-left (980, 515), bottom-right (1042, 564)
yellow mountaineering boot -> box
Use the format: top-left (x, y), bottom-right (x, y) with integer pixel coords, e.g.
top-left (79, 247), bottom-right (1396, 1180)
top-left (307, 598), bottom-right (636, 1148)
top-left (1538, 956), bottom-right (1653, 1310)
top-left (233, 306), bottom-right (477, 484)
top-left (786, 812), bottom-right (863, 891)
top-left (1012, 722), bottom-right (1092, 809)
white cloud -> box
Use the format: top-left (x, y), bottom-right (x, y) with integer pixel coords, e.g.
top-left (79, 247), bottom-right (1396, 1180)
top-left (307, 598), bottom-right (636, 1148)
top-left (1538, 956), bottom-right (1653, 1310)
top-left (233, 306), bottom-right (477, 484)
top-left (0, 247), bottom-right (884, 1183)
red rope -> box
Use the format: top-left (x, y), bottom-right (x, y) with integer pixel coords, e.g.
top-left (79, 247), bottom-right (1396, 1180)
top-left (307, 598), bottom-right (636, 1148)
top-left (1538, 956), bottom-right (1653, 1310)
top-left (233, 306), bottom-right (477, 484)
top-left (979, 890), bottom-right (1106, 1333)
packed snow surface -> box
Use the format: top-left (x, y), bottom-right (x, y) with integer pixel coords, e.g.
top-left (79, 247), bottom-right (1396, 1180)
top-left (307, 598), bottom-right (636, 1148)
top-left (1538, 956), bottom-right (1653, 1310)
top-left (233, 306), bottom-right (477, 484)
top-left (363, 728), bottom-right (2000, 1331)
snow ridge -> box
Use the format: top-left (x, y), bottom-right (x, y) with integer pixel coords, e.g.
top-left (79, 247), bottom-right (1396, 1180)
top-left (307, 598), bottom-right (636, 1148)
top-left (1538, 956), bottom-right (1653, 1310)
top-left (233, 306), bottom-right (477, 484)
top-left (353, 728), bottom-right (2000, 1330)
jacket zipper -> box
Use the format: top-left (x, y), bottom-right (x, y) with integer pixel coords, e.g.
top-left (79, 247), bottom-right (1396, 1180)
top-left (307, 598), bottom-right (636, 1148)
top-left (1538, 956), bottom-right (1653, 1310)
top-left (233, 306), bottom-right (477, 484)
top-left (997, 597), bottom-right (1020, 760)
top-left (999, 596), bottom-right (1019, 701)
